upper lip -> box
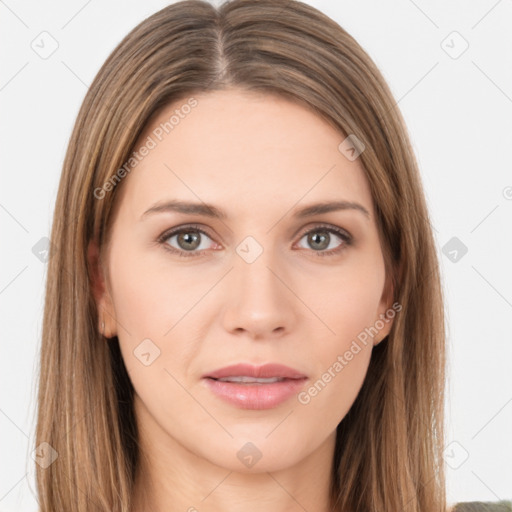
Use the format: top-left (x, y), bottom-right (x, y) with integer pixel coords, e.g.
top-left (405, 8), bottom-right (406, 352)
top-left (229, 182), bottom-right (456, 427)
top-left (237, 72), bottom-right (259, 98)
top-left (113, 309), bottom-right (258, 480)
top-left (203, 363), bottom-right (307, 380)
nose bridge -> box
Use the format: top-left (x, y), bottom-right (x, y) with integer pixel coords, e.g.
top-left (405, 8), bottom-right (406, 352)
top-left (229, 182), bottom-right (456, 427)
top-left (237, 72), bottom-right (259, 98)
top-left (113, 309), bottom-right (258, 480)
top-left (234, 238), bottom-right (284, 307)
top-left (222, 235), bottom-right (295, 336)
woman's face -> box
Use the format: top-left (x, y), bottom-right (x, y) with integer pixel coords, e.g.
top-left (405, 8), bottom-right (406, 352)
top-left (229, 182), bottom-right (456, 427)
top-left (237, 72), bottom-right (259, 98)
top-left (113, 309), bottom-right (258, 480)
top-left (93, 89), bottom-right (394, 473)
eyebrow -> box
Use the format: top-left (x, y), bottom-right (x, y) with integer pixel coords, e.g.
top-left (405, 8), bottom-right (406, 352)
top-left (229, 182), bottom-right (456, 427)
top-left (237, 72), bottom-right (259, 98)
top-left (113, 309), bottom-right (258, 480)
top-left (140, 199), bottom-right (370, 220)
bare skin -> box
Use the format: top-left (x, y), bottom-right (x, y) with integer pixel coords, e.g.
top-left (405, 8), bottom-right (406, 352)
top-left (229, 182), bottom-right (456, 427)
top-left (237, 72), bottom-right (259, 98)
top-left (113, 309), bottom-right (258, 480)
top-left (89, 88), bottom-right (394, 512)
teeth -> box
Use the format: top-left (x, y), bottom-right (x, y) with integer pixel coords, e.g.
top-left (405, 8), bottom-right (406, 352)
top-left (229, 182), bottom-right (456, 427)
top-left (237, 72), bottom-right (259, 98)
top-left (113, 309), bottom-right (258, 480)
top-left (216, 376), bottom-right (285, 384)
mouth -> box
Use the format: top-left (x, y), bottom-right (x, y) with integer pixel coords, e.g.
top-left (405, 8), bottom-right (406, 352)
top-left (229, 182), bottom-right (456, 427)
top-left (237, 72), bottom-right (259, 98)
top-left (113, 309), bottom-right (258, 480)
top-left (210, 376), bottom-right (291, 384)
top-left (202, 363), bottom-right (308, 410)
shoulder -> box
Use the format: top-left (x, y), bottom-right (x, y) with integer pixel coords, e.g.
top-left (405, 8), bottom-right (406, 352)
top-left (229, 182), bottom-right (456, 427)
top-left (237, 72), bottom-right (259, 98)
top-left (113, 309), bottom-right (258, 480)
top-left (450, 501), bottom-right (512, 512)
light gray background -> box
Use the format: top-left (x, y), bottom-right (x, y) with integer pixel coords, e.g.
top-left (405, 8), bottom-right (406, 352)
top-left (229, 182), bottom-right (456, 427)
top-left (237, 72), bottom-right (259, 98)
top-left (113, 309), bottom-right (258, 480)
top-left (1, 1), bottom-right (511, 510)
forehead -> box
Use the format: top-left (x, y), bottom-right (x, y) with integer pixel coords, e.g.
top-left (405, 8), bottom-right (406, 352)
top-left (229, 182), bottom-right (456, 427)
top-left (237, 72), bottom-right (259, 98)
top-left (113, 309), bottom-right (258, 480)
top-left (116, 89), bottom-right (373, 220)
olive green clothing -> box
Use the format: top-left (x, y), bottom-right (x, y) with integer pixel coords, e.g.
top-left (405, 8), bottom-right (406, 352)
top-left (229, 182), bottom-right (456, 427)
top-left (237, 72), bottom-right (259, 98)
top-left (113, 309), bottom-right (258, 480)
top-left (452, 501), bottom-right (512, 512)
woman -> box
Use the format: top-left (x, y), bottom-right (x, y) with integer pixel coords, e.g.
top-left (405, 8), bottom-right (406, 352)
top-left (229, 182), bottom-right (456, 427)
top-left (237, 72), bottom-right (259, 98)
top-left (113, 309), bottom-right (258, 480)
top-left (34, 1), bottom-right (510, 511)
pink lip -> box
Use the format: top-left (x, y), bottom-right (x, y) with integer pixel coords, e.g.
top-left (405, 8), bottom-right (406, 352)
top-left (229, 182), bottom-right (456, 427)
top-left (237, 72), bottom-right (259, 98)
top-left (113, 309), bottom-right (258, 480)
top-left (202, 363), bottom-right (308, 410)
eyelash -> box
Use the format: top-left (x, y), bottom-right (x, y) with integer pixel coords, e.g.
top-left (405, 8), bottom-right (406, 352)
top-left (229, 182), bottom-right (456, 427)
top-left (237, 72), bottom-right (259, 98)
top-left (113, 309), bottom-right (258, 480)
top-left (156, 223), bottom-right (353, 258)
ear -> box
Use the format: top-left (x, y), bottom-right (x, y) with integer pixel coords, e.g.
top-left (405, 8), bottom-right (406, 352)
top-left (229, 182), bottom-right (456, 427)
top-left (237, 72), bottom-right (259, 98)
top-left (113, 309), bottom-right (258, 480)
top-left (373, 271), bottom-right (396, 346)
top-left (87, 238), bottom-right (117, 339)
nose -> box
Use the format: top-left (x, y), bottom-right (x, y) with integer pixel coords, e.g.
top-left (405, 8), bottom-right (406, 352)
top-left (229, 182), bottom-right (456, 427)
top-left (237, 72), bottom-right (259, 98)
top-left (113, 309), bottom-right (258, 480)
top-left (221, 248), bottom-right (297, 340)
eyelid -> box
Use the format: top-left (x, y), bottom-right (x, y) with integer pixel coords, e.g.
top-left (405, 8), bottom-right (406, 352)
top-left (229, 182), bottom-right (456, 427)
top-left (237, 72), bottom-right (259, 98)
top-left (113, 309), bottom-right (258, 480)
top-left (295, 222), bottom-right (351, 242)
top-left (157, 223), bottom-right (213, 243)
top-left (157, 222), bottom-right (353, 258)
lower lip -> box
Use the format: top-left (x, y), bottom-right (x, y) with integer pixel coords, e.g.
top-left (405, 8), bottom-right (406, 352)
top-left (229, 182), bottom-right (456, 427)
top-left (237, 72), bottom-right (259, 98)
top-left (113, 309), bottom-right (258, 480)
top-left (203, 377), bottom-right (308, 410)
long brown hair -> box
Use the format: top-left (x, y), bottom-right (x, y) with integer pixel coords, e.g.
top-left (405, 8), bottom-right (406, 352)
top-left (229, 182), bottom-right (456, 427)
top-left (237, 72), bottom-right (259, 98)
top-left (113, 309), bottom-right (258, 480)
top-left (35, 1), bottom-right (446, 510)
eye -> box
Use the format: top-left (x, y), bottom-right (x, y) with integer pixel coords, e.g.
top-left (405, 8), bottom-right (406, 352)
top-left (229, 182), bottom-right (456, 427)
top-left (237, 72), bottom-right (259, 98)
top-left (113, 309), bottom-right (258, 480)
top-left (295, 224), bottom-right (352, 256)
top-left (157, 223), bottom-right (352, 258)
top-left (157, 224), bottom-right (218, 258)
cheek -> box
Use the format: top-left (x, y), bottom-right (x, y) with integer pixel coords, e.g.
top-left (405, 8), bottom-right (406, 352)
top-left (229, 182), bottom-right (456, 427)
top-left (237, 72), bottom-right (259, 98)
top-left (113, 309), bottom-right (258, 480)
top-left (297, 342), bottom-right (372, 435)
top-left (297, 286), bottom-right (378, 429)
top-left (107, 243), bottom-right (208, 382)
top-left (295, 256), bottom-right (384, 423)
top-left (305, 252), bottom-right (385, 342)
top-left (108, 252), bottom-right (206, 426)
top-left (108, 243), bottom-right (208, 335)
